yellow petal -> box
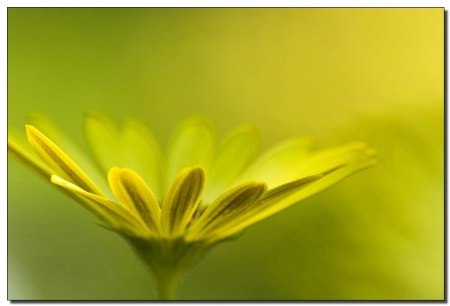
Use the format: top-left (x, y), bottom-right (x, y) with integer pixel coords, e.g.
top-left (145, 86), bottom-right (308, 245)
top-left (121, 118), bottom-right (164, 202)
top-left (298, 142), bottom-right (377, 177)
top-left (187, 181), bottom-right (267, 240)
top-left (26, 112), bottom-right (76, 155)
top-left (27, 112), bottom-right (97, 171)
top-left (236, 137), bottom-right (314, 188)
top-left (108, 168), bottom-right (161, 234)
top-left (8, 127), bottom-right (52, 180)
top-left (161, 166), bottom-right (206, 237)
top-left (166, 117), bottom-right (214, 193)
top-left (51, 175), bottom-right (150, 237)
top-left (27, 112), bottom-right (113, 199)
top-left (84, 110), bottom-right (122, 173)
top-left (214, 152), bottom-right (376, 240)
top-left (85, 111), bottom-right (164, 201)
top-left (202, 125), bottom-right (260, 204)
top-left (26, 125), bottom-right (105, 197)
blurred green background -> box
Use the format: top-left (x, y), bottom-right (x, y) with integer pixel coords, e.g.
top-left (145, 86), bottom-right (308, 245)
top-left (8, 8), bottom-right (443, 300)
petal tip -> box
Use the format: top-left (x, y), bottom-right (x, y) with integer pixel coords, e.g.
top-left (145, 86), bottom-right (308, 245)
top-left (25, 124), bottom-right (36, 133)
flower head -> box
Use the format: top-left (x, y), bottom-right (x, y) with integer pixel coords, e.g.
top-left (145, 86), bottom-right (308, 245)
top-left (8, 111), bottom-right (376, 299)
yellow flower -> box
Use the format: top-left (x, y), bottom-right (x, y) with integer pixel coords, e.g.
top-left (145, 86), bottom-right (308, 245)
top-left (8, 111), bottom-right (376, 299)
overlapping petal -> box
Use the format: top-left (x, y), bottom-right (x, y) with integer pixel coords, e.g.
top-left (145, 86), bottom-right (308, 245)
top-left (51, 175), bottom-right (151, 237)
top-left (161, 166), bottom-right (206, 238)
top-left (84, 110), bottom-right (122, 173)
top-left (26, 125), bottom-right (106, 197)
top-left (8, 126), bottom-right (52, 180)
top-left (121, 119), bottom-right (164, 201)
top-left (109, 168), bottom-right (162, 235)
top-left (213, 150), bottom-right (377, 240)
top-left (84, 111), bottom-right (164, 200)
top-left (26, 112), bottom-right (113, 198)
top-left (187, 181), bottom-right (267, 240)
top-left (235, 137), bottom-right (315, 188)
top-left (10, 111), bottom-right (376, 247)
top-left (165, 117), bottom-right (214, 193)
top-left (202, 125), bottom-right (260, 204)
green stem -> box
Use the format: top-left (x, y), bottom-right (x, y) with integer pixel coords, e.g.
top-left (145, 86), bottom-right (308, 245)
top-left (156, 270), bottom-right (182, 300)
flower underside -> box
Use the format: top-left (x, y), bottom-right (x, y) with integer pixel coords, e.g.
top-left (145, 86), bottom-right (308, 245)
top-left (8, 111), bottom-right (377, 299)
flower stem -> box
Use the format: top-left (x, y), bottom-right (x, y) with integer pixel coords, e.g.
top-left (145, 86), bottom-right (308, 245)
top-left (156, 270), bottom-right (182, 300)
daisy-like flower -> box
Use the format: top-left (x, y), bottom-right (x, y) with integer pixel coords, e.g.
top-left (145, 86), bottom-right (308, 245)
top-left (8, 111), bottom-right (376, 300)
